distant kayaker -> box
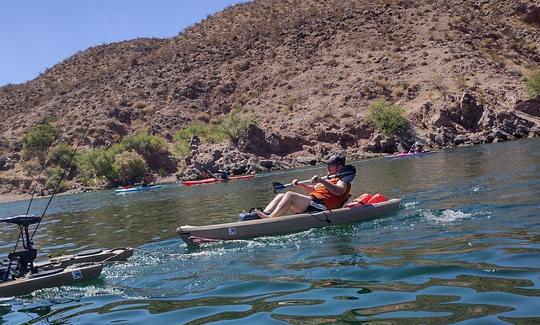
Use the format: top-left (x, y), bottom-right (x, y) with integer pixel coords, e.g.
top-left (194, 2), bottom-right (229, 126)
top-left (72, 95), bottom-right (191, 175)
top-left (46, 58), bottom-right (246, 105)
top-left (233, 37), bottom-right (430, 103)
top-left (256, 155), bottom-right (355, 218)
top-left (409, 141), bottom-right (424, 153)
top-left (142, 173), bottom-right (155, 187)
top-left (217, 170), bottom-right (229, 181)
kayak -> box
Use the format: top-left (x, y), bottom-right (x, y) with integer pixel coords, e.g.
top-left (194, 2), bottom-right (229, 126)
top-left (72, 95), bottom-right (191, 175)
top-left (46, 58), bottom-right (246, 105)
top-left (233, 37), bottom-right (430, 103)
top-left (0, 247), bottom-right (133, 297)
top-left (115, 184), bottom-right (162, 193)
top-left (385, 151), bottom-right (435, 159)
top-left (0, 263), bottom-right (103, 297)
top-left (182, 174), bottom-right (255, 186)
top-left (34, 247), bottom-right (134, 269)
top-left (177, 198), bottom-right (401, 245)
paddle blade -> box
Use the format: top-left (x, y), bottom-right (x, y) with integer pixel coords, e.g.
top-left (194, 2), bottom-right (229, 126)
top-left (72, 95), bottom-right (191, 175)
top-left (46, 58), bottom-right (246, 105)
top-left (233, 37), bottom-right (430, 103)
top-left (272, 182), bottom-right (286, 193)
top-left (337, 165), bottom-right (357, 182)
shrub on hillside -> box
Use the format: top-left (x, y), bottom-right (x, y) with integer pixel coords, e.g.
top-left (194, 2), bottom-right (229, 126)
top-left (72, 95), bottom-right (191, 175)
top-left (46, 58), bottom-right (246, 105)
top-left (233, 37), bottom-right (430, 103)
top-left (365, 100), bottom-right (408, 135)
top-left (45, 166), bottom-right (69, 193)
top-left (526, 70), bottom-right (540, 97)
top-left (47, 144), bottom-right (76, 170)
top-left (173, 113), bottom-right (255, 156)
top-left (22, 123), bottom-right (56, 162)
top-left (121, 132), bottom-right (168, 157)
top-left (112, 150), bottom-right (148, 182)
top-left (173, 121), bottom-right (223, 157)
top-left (218, 112), bottom-right (255, 144)
top-left (76, 146), bottom-right (123, 183)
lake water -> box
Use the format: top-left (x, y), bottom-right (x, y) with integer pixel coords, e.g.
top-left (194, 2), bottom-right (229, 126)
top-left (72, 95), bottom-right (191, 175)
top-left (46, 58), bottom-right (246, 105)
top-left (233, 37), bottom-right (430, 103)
top-left (1, 138), bottom-right (539, 324)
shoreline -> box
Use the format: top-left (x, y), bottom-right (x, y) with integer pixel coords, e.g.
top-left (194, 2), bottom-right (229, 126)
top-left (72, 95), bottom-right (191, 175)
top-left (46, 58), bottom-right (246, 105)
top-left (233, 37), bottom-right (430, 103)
top-left (0, 193), bottom-right (33, 204)
top-left (0, 175), bottom-right (181, 205)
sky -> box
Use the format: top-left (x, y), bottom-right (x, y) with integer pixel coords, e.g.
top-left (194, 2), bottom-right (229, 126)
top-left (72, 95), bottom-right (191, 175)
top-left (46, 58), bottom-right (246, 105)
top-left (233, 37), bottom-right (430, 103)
top-left (0, 0), bottom-right (246, 86)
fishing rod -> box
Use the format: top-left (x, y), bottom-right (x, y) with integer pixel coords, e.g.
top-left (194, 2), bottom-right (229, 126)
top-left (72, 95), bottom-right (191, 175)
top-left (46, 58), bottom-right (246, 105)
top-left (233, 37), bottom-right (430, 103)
top-left (30, 106), bottom-right (102, 240)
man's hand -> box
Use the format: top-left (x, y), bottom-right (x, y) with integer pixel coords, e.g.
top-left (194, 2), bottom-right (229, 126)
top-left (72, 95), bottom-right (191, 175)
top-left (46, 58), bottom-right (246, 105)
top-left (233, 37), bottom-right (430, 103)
top-left (310, 175), bottom-right (320, 183)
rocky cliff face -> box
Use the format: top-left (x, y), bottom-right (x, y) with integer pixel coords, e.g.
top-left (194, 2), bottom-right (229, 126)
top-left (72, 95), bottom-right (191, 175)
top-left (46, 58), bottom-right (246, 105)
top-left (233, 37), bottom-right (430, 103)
top-left (0, 0), bottom-right (539, 195)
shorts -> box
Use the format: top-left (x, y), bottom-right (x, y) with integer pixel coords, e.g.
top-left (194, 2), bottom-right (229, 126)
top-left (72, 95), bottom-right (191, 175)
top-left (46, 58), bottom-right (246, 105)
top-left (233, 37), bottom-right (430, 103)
top-left (305, 198), bottom-right (327, 212)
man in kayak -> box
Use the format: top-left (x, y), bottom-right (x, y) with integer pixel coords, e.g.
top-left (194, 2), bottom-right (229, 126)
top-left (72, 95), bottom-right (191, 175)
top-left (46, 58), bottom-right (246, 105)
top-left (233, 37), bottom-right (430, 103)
top-left (256, 155), bottom-right (355, 218)
top-left (409, 141), bottom-right (425, 153)
top-left (142, 173), bottom-right (156, 187)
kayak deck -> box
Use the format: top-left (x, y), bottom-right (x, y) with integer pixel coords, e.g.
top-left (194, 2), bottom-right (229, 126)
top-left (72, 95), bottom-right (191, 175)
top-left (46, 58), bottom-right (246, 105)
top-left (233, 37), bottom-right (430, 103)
top-left (177, 198), bottom-right (401, 245)
top-left (34, 247), bottom-right (134, 269)
top-left (182, 174), bottom-right (255, 186)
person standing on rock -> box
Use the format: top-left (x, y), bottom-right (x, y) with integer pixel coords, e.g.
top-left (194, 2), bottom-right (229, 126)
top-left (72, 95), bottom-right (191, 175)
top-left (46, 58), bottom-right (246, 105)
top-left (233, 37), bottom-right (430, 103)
top-left (256, 155), bottom-right (355, 219)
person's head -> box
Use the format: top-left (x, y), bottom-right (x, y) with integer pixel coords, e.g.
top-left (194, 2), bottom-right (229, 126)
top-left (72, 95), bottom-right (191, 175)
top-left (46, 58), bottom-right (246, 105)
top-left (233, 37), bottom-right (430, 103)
top-left (324, 154), bottom-right (346, 175)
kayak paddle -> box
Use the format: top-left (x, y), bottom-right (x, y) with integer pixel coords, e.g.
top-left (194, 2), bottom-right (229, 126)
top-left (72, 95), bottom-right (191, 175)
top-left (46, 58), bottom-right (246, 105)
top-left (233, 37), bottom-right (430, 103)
top-left (272, 165), bottom-right (356, 193)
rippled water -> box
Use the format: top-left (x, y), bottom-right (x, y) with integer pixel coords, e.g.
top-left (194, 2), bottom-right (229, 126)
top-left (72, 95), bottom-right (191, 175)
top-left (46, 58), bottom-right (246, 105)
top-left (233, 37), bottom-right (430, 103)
top-left (1, 138), bottom-right (539, 324)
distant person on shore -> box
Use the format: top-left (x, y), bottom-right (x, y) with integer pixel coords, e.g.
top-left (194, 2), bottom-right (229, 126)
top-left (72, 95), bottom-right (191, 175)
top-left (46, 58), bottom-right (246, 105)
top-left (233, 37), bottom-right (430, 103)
top-left (256, 155), bottom-right (355, 219)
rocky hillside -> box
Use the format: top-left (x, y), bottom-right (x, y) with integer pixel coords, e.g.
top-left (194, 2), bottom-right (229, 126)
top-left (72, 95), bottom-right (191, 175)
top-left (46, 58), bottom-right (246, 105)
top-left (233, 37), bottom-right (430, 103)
top-left (1, 0), bottom-right (539, 196)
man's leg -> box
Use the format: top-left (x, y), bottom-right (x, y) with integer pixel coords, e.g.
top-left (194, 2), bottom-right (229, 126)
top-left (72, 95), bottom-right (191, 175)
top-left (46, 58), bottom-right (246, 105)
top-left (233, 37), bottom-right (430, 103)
top-left (262, 193), bottom-right (285, 214)
top-left (258, 192), bottom-right (311, 218)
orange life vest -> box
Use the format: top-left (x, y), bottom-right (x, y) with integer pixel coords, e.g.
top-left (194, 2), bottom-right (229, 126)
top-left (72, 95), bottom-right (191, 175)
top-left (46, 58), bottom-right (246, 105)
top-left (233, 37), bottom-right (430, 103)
top-left (309, 178), bottom-right (351, 209)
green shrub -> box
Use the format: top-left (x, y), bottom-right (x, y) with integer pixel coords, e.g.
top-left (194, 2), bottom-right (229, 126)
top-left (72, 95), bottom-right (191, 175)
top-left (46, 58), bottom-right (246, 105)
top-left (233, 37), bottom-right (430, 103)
top-left (76, 148), bottom-right (119, 182)
top-left (173, 113), bottom-right (255, 157)
top-left (22, 123), bottom-right (56, 162)
top-left (526, 70), bottom-right (540, 97)
top-left (121, 132), bottom-right (168, 157)
top-left (218, 112), bottom-right (255, 144)
top-left (47, 144), bottom-right (76, 169)
top-left (112, 150), bottom-right (148, 182)
top-left (173, 121), bottom-right (222, 157)
top-left (365, 99), bottom-right (408, 135)
top-left (45, 166), bottom-right (69, 192)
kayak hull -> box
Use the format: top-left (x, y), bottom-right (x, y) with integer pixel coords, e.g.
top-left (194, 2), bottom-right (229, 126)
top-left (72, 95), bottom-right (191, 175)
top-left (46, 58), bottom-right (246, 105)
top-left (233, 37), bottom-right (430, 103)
top-left (385, 151), bottom-right (435, 159)
top-left (0, 263), bottom-right (103, 297)
top-left (177, 198), bottom-right (401, 245)
top-left (115, 185), bottom-right (162, 193)
top-left (182, 174), bottom-right (255, 186)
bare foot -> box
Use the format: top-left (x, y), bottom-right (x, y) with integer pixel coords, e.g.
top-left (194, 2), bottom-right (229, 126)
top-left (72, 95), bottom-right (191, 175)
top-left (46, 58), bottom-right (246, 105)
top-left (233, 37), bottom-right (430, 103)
top-left (256, 210), bottom-right (270, 218)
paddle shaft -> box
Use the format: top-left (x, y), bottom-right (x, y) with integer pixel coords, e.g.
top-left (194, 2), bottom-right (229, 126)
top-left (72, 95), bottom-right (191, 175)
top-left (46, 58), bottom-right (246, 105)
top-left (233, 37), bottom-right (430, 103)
top-left (280, 173), bottom-right (337, 189)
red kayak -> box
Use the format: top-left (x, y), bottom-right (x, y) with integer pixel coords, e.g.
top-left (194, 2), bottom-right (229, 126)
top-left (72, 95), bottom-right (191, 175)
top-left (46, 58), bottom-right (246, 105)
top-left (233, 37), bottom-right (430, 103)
top-left (182, 174), bottom-right (255, 186)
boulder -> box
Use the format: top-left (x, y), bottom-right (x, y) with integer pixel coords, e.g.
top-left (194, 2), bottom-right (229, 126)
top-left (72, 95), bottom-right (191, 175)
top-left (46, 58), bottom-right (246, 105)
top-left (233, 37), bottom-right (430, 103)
top-left (453, 134), bottom-right (470, 146)
top-left (458, 92), bottom-right (484, 131)
top-left (295, 155), bottom-right (318, 165)
top-left (515, 96), bottom-right (540, 117)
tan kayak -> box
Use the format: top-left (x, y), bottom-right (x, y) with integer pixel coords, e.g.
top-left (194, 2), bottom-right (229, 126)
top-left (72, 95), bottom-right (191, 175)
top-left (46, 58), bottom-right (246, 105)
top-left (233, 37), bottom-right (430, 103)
top-left (177, 198), bottom-right (401, 245)
top-left (0, 263), bottom-right (103, 297)
top-left (34, 247), bottom-right (134, 269)
top-left (0, 248), bottom-right (133, 297)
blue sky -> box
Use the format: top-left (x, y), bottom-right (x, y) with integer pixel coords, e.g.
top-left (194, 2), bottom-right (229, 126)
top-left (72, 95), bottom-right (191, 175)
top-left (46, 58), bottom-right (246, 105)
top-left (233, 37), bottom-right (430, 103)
top-left (0, 0), bottom-right (246, 86)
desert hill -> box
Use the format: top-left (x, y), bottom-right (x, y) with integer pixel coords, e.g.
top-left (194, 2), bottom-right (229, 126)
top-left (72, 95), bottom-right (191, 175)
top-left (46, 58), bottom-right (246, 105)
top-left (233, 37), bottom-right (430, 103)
top-left (0, 0), bottom-right (539, 196)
